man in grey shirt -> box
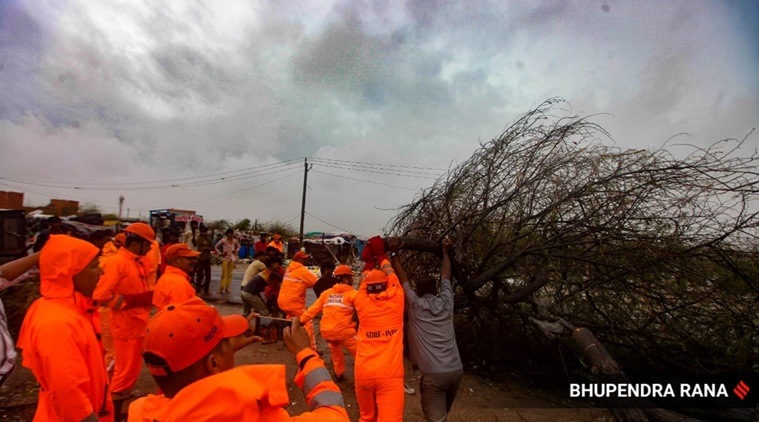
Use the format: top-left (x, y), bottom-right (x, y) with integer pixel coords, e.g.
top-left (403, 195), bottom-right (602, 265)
top-left (392, 239), bottom-right (463, 422)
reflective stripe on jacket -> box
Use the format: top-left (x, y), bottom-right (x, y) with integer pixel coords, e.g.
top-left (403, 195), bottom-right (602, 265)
top-left (127, 356), bottom-right (347, 421)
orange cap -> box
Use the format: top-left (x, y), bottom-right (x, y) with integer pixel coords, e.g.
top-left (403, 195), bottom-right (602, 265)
top-left (113, 233), bottom-right (126, 245)
top-left (293, 251), bottom-right (311, 260)
top-left (164, 243), bottom-right (201, 260)
top-left (143, 297), bottom-right (248, 376)
top-left (363, 269), bottom-right (387, 284)
top-left (124, 222), bottom-right (155, 241)
top-left (333, 265), bottom-right (353, 276)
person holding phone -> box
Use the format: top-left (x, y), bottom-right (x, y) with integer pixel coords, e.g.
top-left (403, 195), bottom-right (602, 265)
top-left (128, 297), bottom-right (348, 421)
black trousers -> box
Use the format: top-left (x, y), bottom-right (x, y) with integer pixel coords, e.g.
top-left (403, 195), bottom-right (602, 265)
top-left (195, 259), bottom-right (212, 293)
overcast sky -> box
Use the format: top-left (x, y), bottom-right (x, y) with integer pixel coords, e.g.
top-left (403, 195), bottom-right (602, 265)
top-left (1, 0), bottom-right (757, 238)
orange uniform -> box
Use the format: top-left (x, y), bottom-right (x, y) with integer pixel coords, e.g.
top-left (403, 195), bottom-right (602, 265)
top-left (127, 350), bottom-right (348, 421)
top-left (17, 235), bottom-right (114, 421)
top-left (353, 260), bottom-right (405, 422)
top-left (301, 284), bottom-right (358, 378)
top-left (278, 261), bottom-right (318, 348)
top-left (93, 247), bottom-right (151, 393)
top-left (268, 240), bottom-right (284, 253)
top-left (101, 240), bottom-right (119, 260)
top-left (98, 240), bottom-right (121, 372)
top-left (152, 266), bottom-right (196, 310)
top-left (142, 240), bottom-right (160, 289)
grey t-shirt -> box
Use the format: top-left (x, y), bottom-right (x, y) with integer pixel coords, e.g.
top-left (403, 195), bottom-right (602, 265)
top-left (403, 279), bottom-right (463, 374)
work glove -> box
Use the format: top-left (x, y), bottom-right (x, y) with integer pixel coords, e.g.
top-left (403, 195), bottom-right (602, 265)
top-left (367, 236), bottom-right (388, 264)
top-left (362, 246), bottom-right (376, 271)
top-left (121, 291), bottom-right (154, 309)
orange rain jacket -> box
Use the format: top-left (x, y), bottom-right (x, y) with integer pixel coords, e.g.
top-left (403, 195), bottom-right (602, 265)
top-left (17, 235), bottom-right (114, 421)
top-left (127, 349), bottom-right (348, 421)
top-left (100, 240), bottom-right (119, 260)
top-left (353, 259), bottom-right (405, 380)
top-left (267, 240), bottom-right (284, 253)
top-left (300, 284), bottom-right (357, 341)
top-left (152, 266), bottom-right (196, 310)
top-left (93, 247), bottom-right (151, 340)
top-left (141, 240), bottom-right (160, 289)
top-left (278, 261), bottom-right (318, 314)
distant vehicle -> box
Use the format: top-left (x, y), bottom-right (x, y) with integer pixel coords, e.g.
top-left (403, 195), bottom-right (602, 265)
top-left (0, 210), bottom-right (28, 265)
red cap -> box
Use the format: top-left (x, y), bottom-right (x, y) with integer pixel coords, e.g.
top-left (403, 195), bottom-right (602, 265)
top-left (143, 297), bottom-right (248, 376)
top-left (293, 251), bottom-right (311, 260)
top-left (333, 265), bottom-right (353, 276)
top-left (164, 243), bottom-right (201, 260)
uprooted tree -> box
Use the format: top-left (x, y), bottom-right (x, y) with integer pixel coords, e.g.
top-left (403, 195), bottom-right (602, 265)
top-left (388, 98), bottom-right (758, 378)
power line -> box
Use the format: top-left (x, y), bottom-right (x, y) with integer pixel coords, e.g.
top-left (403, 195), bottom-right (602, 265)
top-left (0, 159), bottom-right (303, 190)
top-left (309, 157), bottom-right (447, 172)
top-left (305, 211), bottom-right (356, 235)
top-left (159, 170), bottom-right (302, 207)
top-left (311, 162), bottom-right (441, 179)
top-left (311, 170), bottom-right (420, 191)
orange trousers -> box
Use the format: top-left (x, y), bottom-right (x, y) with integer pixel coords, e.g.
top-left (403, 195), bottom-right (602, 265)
top-left (111, 337), bottom-right (143, 393)
top-left (98, 308), bottom-right (115, 373)
top-left (327, 336), bottom-right (357, 377)
top-left (285, 310), bottom-right (315, 350)
top-left (355, 377), bottom-right (404, 422)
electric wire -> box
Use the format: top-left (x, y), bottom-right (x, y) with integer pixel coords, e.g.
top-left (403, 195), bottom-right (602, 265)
top-left (159, 170), bottom-right (301, 207)
top-left (0, 159), bottom-right (302, 189)
top-left (310, 162), bottom-right (441, 179)
top-left (305, 211), bottom-right (355, 235)
top-left (310, 170), bottom-right (420, 191)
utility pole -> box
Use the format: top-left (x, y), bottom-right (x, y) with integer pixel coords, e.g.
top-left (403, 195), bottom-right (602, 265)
top-left (118, 195), bottom-right (124, 219)
top-left (299, 158), bottom-right (312, 249)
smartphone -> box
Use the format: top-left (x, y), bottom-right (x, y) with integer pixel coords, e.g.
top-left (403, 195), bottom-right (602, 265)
top-left (253, 316), bottom-right (292, 341)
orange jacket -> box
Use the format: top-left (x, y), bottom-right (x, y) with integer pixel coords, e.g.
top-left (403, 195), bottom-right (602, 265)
top-left (142, 240), bottom-right (160, 289)
top-left (353, 259), bottom-right (405, 380)
top-left (301, 284), bottom-right (357, 341)
top-left (17, 235), bottom-right (114, 421)
top-left (152, 266), bottom-right (196, 310)
top-left (100, 240), bottom-right (119, 260)
top-left (127, 349), bottom-right (348, 421)
top-left (93, 247), bottom-right (151, 340)
top-left (278, 261), bottom-right (318, 313)
top-left (267, 240), bottom-right (284, 253)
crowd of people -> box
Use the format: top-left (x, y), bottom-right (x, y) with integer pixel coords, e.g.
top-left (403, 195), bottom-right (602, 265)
top-left (0, 220), bottom-right (463, 421)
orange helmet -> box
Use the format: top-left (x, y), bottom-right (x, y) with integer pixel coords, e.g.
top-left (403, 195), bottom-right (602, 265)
top-left (362, 269), bottom-right (387, 284)
top-left (333, 265), bottom-right (353, 277)
top-left (124, 222), bottom-right (155, 242)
